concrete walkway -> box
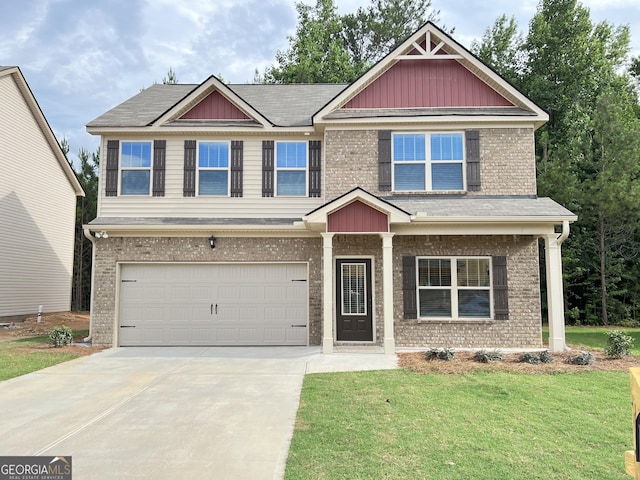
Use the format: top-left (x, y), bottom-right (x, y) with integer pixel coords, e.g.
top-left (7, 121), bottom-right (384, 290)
top-left (0, 347), bottom-right (397, 479)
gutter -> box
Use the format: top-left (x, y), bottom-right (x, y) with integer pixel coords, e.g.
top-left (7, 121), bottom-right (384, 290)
top-left (557, 220), bottom-right (570, 245)
top-left (82, 228), bottom-right (97, 343)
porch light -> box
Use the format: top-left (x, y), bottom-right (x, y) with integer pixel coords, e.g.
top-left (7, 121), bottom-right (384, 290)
top-left (209, 235), bottom-right (216, 249)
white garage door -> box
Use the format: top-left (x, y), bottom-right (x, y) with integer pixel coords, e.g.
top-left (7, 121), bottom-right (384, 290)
top-left (118, 263), bottom-right (308, 346)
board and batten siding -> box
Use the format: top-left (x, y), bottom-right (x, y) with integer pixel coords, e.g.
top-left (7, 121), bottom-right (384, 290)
top-left (97, 135), bottom-right (326, 218)
top-left (0, 74), bottom-right (78, 317)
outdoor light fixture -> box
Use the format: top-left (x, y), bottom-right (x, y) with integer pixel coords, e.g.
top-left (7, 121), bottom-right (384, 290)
top-left (95, 231), bottom-right (108, 239)
top-left (209, 235), bottom-right (216, 249)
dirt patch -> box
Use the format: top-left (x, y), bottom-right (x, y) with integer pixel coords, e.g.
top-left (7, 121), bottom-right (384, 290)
top-left (0, 311), bottom-right (104, 357)
top-left (399, 349), bottom-right (640, 374)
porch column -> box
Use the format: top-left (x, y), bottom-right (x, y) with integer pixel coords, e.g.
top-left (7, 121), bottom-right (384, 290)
top-left (381, 233), bottom-right (395, 355)
top-left (321, 233), bottom-right (335, 354)
top-left (545, 221), bottom-right (570, 352)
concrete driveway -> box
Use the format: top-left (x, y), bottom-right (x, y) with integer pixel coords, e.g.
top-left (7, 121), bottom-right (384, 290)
top-left (0, 346), bottom-right (396, 479)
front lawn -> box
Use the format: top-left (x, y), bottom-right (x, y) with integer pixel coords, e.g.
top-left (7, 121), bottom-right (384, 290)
top-left (543, 326), bottom-right (640, 355)
top-left (286, 370), bottom-right (631, 479)
top-left (0, 333), bottom-right (86, 381)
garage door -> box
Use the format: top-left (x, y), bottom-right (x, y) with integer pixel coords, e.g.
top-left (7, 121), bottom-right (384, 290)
top-left (118, 263), bottom-right (308, 346)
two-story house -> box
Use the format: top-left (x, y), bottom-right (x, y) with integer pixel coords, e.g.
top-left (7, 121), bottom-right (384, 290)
top-left (85, 23), bottom-right (576, 353)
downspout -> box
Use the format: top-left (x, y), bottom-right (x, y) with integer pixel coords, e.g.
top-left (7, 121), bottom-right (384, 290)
top-left (558, 220), bottom-right (570, 246)
top-left (82, 228), bottom-right (96, 343)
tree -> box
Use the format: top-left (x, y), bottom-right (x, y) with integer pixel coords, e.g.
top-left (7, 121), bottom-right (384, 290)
top-left (70, 146), bottom-right (100, 311)
top-left (162, 67), bottom-right (178, 84)
top-left (264, 0), bottom-right (440, 84)
top-left (265, 0), bottom-right (357, 83)
top-left (475, 0), bottom-right (640, 325)
top-left (470, 14), bottom-right (524, 85)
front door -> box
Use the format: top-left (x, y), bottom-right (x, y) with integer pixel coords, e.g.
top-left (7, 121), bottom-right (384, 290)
top-left (336, 259), bottom-right (373, 342)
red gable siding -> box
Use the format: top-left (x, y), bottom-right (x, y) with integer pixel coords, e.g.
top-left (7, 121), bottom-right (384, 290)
top-left (180, 91), bottom-right (250, 120)
top-left (328, 201), bottom-right (389, 233)
top-left (344, 59), bottom-right (513, 109)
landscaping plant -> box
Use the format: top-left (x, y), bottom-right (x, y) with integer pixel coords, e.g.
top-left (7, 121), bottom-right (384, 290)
top-left (604, 330), bottom-right (634, 358)
top-left (473, 349), bottom-right (503, 363)
top-left (425, 348), bottom-right (455, 361)
top-left (568, 350), bottom-right (595, 365)
top-left (48, 326), bottom-right (74, 347)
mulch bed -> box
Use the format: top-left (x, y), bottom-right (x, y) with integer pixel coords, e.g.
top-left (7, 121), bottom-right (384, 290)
top-left (399, 349), bottom-right (640, 374)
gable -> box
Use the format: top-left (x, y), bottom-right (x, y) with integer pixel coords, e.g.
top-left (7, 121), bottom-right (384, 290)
top-left (180, 90), bottom-right (251, 120)
top-left (314, 22), bottom-right (548, 126)
top-left (327, 200), bottom-right (389, 233)
top-left (343, 58), bottom-right (513, 109)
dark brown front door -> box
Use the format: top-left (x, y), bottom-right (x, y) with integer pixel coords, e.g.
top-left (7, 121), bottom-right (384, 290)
top-left (336, 259), bottom-right (373, 342)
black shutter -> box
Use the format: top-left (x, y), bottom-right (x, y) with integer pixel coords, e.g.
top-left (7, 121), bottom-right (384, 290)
top-left (403, 256), bottom-right (417, 319)
top-left (262, 140), bottom-right (274, 197)
top-left (466, 130), bottom-right (481, 191)
top-left (152, 140), bottom-right (166, 197)
top-left (492, 256), bottom-right (509, 320)
top-left (231, 141), bottom-right (243, 197)
top-left (183, 140), bottom-right (196, 197)
top-left (105, 140), bottom-right (119, 197)
top-left (309, 140), bottom-right (322, 197)
top-left (378, 130), bottom-right (392, 191)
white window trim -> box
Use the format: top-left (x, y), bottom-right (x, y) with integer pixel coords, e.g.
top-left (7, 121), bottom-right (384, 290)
top-left (196, 140), bottom-right (231, 197)
top-left (275, 141), bottom-right (308, 197)
top-left (392, 131), bottom-right (466, 192)
top-left (416, 256), bottom-right (493, 320)
top-left (340, 262), bottom-right (368, 316)
top-left (119, 140), bottom-right (153, 196)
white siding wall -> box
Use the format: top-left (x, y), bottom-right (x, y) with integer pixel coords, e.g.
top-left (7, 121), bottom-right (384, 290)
top-left (97, 135), bottom-right (326, 218)
top-left (0, 75), bottom-right (78, 317)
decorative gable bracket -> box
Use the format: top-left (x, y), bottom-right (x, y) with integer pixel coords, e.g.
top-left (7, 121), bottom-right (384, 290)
top-left (396, 31), bottom-right (462, 61)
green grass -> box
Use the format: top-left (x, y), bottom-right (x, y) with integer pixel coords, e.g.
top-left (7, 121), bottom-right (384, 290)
top-left (286, 370), bottom-right (631, 480)
top-left (543, 326), bottom-right (640, 354)
top-left (0, 332), bottom-right (85, 381)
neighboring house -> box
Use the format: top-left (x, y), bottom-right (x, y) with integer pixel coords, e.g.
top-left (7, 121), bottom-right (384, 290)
top-left (85, 23), bottom-right (576, 353)
top-left (0, 66), bottom-right (84, 319)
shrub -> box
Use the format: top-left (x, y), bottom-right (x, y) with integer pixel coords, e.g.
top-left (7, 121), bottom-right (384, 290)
top-left (617, 319), bottom-right (640, 328)
top-left (425, 348), bottom-right (455, 361)
top-left (568, 350), bottom-right (595, 365)
top-left (604, 330), bottom-right (634, 358)
top-left (473, 349), bottom-right (503, 363)
top-left (518, 352), bottom-right (540, 365)
top-left (518, 350), bottom-right (554, 365)
top-left (49, 326), bottom-right (74, 348)
top-left (538, 350), bottom-right (553, 364)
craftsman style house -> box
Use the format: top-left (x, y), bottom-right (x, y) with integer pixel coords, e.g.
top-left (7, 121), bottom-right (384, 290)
top-left (85, 22), bottom-right (575, 353)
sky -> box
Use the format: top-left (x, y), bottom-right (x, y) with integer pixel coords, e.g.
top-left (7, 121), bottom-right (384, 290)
top-left (1, 0), bottom-right (639, 167)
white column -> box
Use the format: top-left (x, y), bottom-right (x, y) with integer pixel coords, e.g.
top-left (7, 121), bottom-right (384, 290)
top-left (321, 233), bottom-right (335, 354)
top-left (545, 233), bottom-right (566, 352)
top-left (381, 233), bottom-right (395, 355)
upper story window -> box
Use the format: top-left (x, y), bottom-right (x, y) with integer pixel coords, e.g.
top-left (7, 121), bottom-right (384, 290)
top-left (121, 141), bottom-right (152, 195)
top-left (417, 257), bottom-right (491, 319)
top-left (276, 142), bottom-right (307, 196)
top-left (393, 132), bottom-right (464, 191)
top-left (198, 142), bottom-right (229, 195)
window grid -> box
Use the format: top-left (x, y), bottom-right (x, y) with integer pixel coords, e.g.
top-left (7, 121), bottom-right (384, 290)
top-left (392, 132), bottom-right (465, 192)
top-left (417, 257), bottom-right (491, 319)
top-left (341, 263), bottom-right (366, 316)
top-left (120, 141), bottom-right (152, 195)
top-left (198, 141), bottom-right (230, 196)
top-left (276, 141), bottom-right (307, 196)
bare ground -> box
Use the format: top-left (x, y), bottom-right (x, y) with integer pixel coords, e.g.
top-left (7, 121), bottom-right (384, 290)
top-left (0, 311), bottom-right (104, 357)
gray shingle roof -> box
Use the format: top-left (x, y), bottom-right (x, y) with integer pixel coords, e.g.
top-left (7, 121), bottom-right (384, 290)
top-left (87, 83), bottom-right (347, 128)
top-left (384, 196), bottom-right (576, 219)
top-left (88, 217), bottom-right (300, 226)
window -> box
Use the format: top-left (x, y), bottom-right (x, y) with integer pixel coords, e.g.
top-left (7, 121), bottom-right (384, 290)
top-left (393, 132), bottom-right (464, 191)
top-left (417, 257), bottom-right (491, 318)
top-left (120, 141), bottom-right (152, 195)
top-left (276, 142), bottom-right (306, 196)
top-left (198, 142), bottom-right (229, 195)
